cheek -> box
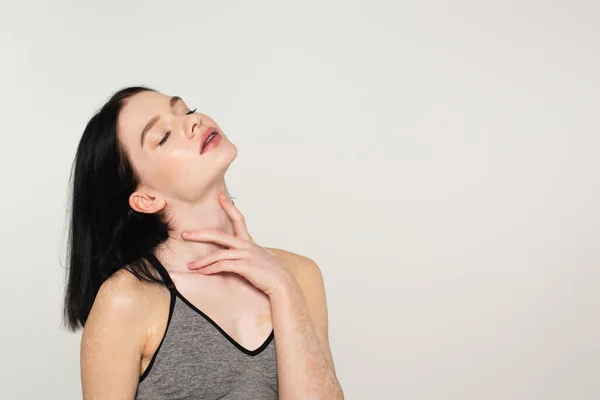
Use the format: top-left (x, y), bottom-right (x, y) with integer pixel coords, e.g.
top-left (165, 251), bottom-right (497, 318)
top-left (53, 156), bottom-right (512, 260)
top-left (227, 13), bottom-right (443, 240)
top-left (152, 150), bottom-right (199, 184)
top-left (168, 147), bottom-right (193, 160)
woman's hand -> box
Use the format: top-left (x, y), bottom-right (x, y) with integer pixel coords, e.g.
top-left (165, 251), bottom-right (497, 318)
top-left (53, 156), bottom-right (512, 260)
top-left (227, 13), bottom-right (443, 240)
top-left (181, 193), bottom-right (296, 297)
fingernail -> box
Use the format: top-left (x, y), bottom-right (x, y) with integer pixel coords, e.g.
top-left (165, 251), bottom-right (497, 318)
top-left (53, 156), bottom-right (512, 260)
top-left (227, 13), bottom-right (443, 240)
top-left (182, 231), bottom-right (189, 237)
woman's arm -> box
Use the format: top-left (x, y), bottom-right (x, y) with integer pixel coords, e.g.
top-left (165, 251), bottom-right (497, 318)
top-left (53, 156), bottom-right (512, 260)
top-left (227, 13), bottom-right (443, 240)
top-left (80, 270), bottom-right (148, 400)
top-left (269, 255), bottom-right (344, 400)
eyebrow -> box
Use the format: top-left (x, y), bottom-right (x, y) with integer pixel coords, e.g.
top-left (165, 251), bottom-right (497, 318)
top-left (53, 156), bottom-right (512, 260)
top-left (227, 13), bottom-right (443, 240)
top-left (140, 96), bottom-right (183, 147)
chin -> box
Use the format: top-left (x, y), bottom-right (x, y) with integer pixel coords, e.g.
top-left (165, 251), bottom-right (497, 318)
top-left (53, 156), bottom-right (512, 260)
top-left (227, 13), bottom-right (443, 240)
top-left (206, 140), bottom-right (238, 174)
top-left (216, 139), bottom-right (238, 162)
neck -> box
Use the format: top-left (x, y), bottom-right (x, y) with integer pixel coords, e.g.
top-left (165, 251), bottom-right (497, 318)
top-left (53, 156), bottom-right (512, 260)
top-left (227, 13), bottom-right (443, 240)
top-left (154, 183), bottom-right (236, 274)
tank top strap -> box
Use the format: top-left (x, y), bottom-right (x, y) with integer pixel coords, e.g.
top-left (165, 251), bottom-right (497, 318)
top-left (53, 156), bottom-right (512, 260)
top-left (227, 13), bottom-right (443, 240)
top-left (144, 252), bottom-right (176, 292)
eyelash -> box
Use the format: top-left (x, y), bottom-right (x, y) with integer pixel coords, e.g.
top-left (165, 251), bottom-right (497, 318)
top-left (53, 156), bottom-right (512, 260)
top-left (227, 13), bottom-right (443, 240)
top-left (158, 108), bottom-right (198, 146)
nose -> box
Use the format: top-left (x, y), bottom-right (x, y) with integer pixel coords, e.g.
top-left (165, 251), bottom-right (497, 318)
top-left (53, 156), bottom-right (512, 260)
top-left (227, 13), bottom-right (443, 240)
top-left (185, 115), bottom-right (202, 139)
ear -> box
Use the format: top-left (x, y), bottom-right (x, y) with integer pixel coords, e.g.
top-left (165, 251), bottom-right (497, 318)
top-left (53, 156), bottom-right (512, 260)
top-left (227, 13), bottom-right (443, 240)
top-left (128, 188), bottom-right (166, 214)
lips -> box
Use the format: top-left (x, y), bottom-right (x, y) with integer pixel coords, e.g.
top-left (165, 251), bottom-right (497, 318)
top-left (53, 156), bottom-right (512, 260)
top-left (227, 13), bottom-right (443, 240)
top-left (199, 127), bottom-right (218, 153)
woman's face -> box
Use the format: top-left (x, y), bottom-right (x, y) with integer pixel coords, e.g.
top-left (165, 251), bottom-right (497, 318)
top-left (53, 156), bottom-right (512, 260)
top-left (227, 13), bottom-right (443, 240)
top-left (117, 90), bottom-right (237, 209)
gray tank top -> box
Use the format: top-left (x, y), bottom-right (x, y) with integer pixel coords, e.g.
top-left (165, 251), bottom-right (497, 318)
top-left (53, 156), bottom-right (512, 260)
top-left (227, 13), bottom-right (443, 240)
top-left (135, 252), bottom-right (278, 400)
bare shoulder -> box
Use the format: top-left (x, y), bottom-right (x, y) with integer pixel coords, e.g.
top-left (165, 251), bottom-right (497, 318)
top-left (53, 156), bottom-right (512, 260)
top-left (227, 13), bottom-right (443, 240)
top-left (263, 247), bottom-right (327, 300)
top-left (94, 267), bottom-right (145, 304)
top-left (82, 267), bottom-right (150, 345)
top-left (264, 247), bottom-right (321, 281)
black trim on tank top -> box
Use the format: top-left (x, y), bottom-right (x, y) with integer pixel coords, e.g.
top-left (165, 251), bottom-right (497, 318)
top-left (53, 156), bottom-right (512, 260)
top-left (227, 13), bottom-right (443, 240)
top-left (145, 252), bottom-right (176, 291)
top-left (174, 291), bottom-right (275, 356)
top-left (143, 251), bottom-right (275, 357)
top-left (138, 252), bottom-right (177, 383)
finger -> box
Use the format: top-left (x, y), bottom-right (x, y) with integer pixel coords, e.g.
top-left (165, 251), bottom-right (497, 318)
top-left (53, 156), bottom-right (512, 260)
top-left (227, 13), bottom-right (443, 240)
top-left (181, 229), bottom-right (251, 249)
top-left (218, 194), bottom-right (252, 242)
top-left (197, 260), bottom-right (248, 276)
top-left (187, 249), bottom-right (248, 270)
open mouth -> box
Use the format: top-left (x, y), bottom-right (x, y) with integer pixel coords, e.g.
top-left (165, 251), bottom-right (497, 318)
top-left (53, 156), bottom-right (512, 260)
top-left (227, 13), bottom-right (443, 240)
top-left (200, 128), bottom-right (221, 154)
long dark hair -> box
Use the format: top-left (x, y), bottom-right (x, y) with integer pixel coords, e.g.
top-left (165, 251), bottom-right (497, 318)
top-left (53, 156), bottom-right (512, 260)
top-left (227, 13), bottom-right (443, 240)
top-left (62, 85), bottom-right (172, 332)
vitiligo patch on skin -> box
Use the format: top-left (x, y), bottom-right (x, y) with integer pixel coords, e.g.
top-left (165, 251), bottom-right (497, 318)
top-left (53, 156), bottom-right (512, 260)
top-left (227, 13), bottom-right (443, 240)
top-left (80, 269), bottom-right (149, 399)
top-left (82, 249), bottom-right (341, 399)
top-left (269, 265), bottom-right (343, 399)
top-left (254, 309), bottom-right (273, 336)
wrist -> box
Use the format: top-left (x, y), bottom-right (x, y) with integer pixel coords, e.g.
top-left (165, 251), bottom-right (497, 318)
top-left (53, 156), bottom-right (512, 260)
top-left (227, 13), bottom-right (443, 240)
top-left (268, 270), bottom-right (300, 299)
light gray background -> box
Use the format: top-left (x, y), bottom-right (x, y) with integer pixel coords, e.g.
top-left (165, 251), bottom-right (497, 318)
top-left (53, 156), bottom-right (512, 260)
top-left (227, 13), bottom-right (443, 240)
top-left (1, 1), bottom-right (598, 399)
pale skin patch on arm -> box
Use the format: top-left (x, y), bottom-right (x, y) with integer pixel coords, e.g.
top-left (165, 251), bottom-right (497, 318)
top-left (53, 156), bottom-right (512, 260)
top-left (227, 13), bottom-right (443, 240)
top-left (80, 269), bottom-right (151, 400)
top-left (267, 248), bottom-right (344, 399)
top-left (269, 249), bottom-right (337, 373)
top-left (293, 258), bottom-right (337, 374)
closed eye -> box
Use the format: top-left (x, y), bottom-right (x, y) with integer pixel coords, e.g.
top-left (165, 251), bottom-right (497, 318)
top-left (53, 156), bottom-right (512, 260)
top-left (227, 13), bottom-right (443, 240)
top-left (158, 108), bottom-right (198, 146)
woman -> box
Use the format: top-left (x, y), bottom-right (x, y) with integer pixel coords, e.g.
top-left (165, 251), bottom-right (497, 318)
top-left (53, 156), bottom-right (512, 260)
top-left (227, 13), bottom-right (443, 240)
top-left (62, 86), bottom-right (344, 399)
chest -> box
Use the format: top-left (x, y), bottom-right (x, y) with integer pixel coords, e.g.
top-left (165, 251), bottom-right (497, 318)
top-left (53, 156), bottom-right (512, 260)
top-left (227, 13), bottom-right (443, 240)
top-left (141, 279), bottom-right (273, 371)
top-left (136, 295), bottom-right (278, 400)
